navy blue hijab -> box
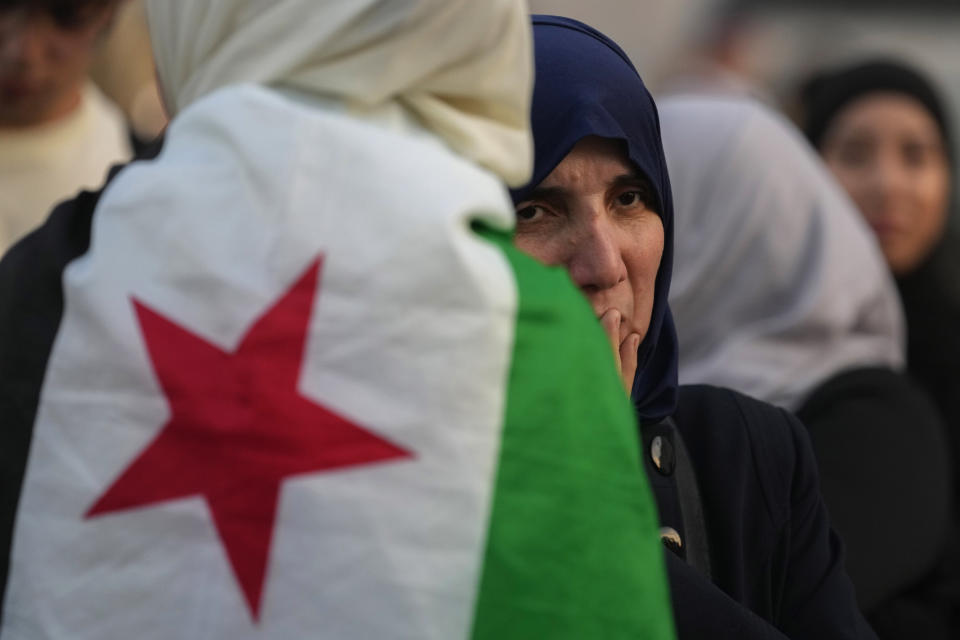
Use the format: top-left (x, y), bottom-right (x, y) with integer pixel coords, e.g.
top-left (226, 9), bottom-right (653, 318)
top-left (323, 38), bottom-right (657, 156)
top-left (512, 15), bottom-right (679, 421)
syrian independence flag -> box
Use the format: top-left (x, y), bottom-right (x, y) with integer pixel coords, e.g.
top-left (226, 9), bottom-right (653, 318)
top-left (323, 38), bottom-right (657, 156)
top-left (0, 86), bottom-right (674, 639)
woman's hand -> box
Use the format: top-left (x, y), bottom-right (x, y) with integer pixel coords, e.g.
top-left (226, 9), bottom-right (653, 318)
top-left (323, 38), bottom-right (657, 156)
top-left (600, 309), bottom-right (640, 394)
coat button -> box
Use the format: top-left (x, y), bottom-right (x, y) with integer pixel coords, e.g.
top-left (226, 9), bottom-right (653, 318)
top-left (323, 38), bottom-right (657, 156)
top-left (660, 527), bottom-right (683, 554)
top-left (650, 435), bottom-right (675, 476)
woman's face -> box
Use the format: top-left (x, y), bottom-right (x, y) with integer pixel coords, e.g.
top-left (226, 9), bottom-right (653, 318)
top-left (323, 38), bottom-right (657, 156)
top-left (821, 92), bottom-right (951, 275)
top-left (513, 136), bottom-right (664, 346)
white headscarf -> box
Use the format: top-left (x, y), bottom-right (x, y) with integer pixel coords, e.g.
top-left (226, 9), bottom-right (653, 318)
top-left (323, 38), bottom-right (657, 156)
top-left (660, 96), bottom-right (905, 410)
top-left (145, 0), bottom-right (533, 186)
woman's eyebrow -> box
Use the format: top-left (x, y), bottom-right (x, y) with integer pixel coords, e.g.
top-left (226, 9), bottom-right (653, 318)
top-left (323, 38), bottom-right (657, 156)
top-left (611, 173), bottom-right (651, 190)
top-left (521, 185), bottom-right (569, 204)
top-left (611, 171), bottom-right (660, 212)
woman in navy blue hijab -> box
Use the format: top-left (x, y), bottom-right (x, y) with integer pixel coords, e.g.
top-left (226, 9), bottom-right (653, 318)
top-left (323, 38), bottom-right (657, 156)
top-left (511, 16), bottom-right (877, 640)
top-left (511, 16), bottom-right (678, 423)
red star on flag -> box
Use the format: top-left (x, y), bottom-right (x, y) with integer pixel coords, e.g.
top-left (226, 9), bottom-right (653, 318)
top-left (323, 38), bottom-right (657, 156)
top-left (86, 256), bottom-right (412, 622)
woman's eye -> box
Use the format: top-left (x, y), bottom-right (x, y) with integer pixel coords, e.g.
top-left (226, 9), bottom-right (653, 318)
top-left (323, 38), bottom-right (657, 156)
top-left (616, 191), bottom-right (643, 207)
top-left (834, 141), bottom-right (873, 167)
top-left (515, 205), bottom-right (542, 222)
top-left (903, 146), bottom-right (926, 167)
top-left (901, 142), bottom-right (940, 169)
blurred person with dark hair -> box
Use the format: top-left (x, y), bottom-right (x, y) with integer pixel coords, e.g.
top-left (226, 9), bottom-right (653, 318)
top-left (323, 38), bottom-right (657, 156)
top-left (799, 58), bottom-right (960, 638)
top-left (800, 59), bottom-right (960, 494)
top-left (662, 94), bottom-right (955, 639)
top-left (0, 0), bottom-right (131, 254)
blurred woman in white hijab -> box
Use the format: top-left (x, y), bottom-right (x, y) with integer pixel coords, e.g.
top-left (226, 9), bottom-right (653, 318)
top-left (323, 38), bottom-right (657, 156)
top-left (663, 95), bottom-right (903, 411)
top-left (661, 95), bottom-right (954, 635)
top-left (0, 2), bottom-right (676, 638)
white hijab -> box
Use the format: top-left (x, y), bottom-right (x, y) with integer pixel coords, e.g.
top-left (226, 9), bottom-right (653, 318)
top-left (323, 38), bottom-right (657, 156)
top-left (145, 0), bottom-right (533, 186)
top-left (660, 96), bottom-right (905, 410)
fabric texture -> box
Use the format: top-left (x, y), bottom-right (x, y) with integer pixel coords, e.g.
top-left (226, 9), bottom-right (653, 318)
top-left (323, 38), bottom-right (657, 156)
top-left (795, 367), bottom-right (952, 615)
top-left (662, 386), bottom-right (877, 640)
top-left (661, 95), bottom-right (904, 410)
top-left (897, 239), bottom-right (960, 492)
top-left (512, 15), bottom-right (679, 422)
top-left (145, 0), bottom-right (533, 187)
top-left (0, 83), bottom-right (131, 254)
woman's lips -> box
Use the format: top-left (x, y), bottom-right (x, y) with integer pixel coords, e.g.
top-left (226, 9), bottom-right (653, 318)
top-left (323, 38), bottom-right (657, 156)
top-left (0, 79), bottom-right (42, 101)
top-left (869, 220), bottom-right (906, 240)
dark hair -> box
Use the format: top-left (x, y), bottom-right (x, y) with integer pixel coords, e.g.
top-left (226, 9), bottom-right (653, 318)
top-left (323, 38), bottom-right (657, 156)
top-left (799, 58), bottom-right (952, 163)
top-left (0, 0), bottom-right (120, 28)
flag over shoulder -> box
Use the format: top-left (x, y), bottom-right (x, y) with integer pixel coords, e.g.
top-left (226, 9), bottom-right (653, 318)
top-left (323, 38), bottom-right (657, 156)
top-left (0, 86), bottom-right (674, 639)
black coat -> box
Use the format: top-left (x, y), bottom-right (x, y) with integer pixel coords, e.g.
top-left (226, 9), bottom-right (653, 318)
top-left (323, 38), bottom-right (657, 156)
top-left (645, 385), bottom-right (877, 639)
top-left (798, 367), bottom-right (958, 638)
top-left (898, 237), bottom-right (960, 497)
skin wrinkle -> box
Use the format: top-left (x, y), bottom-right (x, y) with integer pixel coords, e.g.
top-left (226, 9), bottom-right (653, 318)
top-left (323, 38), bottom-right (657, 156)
top-left (514, 136), bottom-right (663, 390)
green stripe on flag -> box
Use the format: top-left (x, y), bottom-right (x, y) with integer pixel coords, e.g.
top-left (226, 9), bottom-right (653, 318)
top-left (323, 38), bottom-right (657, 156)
top-left (470, 224), bottom-right (676, 639)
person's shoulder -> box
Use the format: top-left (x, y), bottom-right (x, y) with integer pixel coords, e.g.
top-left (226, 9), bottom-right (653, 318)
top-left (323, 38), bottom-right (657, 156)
top-left (676, 384), bottom-right (801, 446)
top-left (0, 139), bottom-right (159, 289)
top-left (799, 366), bottom-right (943, 427)
top-left (1, 190), bottom-right (97, 284)
top-left (0, 153), bottom-right (142, 328)
top-left (675, 384), bottom-right (807, 524)
top-left (0, 188), bottom-right (99, 350)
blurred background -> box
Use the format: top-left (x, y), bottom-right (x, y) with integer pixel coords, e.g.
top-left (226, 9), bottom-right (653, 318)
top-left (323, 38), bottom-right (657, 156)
top-left (529, 0), bottom-right (960, 141)
top-left (89, 0), bottom-right (165, 142)
top-left (98, 0), bottom-right (960, 151)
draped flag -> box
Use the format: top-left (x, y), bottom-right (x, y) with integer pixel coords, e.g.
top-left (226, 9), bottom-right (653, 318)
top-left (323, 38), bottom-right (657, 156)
top-left (0, 86), bottom-right (674, 639)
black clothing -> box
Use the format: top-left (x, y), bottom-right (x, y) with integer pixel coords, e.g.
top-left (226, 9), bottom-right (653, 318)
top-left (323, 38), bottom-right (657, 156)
top-left (798, 58), bottom-right (960, 638)
top-left (0, 187), bottom-right (103, 615)
top-left (644, 385), bottom-right (877, 639)
top-left (898, 238), bottom-right (960, 497)
top-left (797, 367), bottom-right (952, 612)
top-left (891, 241), bottom-right (960, 640)
top-left (865, 539), bottom-right (960, 640)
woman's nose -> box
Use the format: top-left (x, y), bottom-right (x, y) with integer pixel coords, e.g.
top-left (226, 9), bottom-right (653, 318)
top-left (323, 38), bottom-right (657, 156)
top-left (869, 151), bottom-right (911, 206)
top-left (0, 14), bottom-right (47, 70)
top-left (565, 216), bottom-right (627, 293)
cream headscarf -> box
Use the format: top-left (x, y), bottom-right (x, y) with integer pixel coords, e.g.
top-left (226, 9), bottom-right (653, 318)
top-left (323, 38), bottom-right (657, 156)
top-left (145, 0), bottom-right (533, 186)
top-left (661, 95), bottom-right (905, 410)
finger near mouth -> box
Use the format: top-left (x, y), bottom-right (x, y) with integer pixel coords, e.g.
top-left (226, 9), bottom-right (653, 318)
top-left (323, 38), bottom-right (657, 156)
top-left (598, 309), bottom-right (621, 342)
